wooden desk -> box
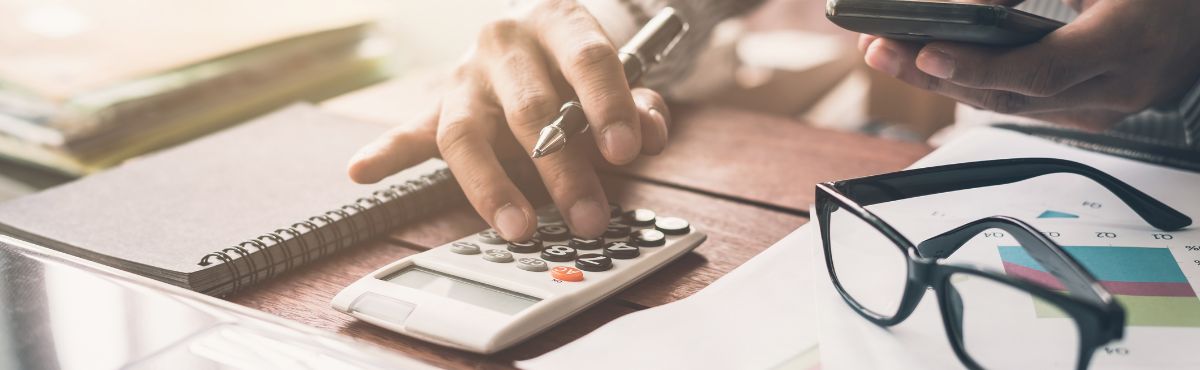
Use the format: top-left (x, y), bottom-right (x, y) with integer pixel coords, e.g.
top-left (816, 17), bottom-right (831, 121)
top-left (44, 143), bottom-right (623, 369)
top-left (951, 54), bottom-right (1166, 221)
top-left (227, 104), bottom-right (931, 368)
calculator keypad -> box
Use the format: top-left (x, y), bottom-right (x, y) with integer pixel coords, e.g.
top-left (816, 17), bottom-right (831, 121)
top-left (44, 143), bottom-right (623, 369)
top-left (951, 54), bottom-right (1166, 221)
top-left (551, 266), bottom-right (585, 282)
top-left (507, 238), bottom-right (542, 254)
top-left (568, 236), bottom-right (602, 250)
top-left (540, 245), bottom-right (578, 262)
top-left (445, 205), bottom-right (691, 283)
top-left (575, 254), bottom-right (613, 272)
top-left (604, 222), bottom-right (631, 239)
top-left (631, 228), bottom-right (666, 247)
top-left (655, 217), bottom-right (690, 235)
top-left (536, 224), bottom-right (570, 241)
top-left (450, 241), bottom-right (482, 255)
top-left (483, 249), bottom-right (514, 263)
top-left (624, 208), bottom-right (656, 226)
top-left (516, 257), bottom-right (549, 272)
top-left (603, 241), bottom-right (640, 259)
top-left (476, 230), bottom-right (506, 244)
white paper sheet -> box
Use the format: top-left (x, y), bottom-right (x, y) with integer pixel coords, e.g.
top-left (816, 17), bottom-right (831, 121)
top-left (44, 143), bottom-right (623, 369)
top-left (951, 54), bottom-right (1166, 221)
top-left (522, 126), bottom-right (1200, 370)
top-left (816, 127), bottom-right (1200, 370)
top-left (518, 226), bottom-right (822, 370)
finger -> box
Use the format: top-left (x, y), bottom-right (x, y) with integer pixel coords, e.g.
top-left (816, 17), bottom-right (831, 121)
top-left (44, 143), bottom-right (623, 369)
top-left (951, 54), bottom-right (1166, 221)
top-left (857, 34), bottom-right (878, 53)
top-left (912, 6), bottom-right (1119, 96)
top-left (870, 38), bottom-right (1116, 115)
top-left (437, 83), bottom-right (537, 241)
top-left (478, 21), bottom-right (611, 238)
top-left (632, 87), bottom-right (669, 155)
top-left (348, 105), bottom-right (441, 184)
top-left (533, 1), bottom-right (641, 165)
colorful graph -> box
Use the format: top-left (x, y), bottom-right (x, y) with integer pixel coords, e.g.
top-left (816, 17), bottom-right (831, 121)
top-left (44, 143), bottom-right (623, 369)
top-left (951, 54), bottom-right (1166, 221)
top-left (999, 246), bottom-right (1200, 327)
top-left (1037, 210), bottom-right (1080, 219)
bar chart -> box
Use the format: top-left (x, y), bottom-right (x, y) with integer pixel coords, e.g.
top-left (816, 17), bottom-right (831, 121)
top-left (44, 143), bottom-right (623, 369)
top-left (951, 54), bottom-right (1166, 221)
top-left (999, 245), bottom-right (1200, 327)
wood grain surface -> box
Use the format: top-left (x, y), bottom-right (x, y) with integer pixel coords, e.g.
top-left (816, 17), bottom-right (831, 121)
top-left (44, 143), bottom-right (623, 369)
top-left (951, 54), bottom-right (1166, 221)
top-left (613, 105), bottom-right (932, 213)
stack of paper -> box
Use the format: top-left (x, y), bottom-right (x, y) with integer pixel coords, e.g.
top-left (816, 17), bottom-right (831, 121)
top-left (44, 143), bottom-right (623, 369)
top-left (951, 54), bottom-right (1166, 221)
top-left (0, 0), bottom-right (395, 175)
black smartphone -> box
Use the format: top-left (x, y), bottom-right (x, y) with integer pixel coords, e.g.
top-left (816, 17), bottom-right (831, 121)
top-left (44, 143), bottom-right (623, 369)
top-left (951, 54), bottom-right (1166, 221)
top-left (826, 0), bottom-right (1065, 46)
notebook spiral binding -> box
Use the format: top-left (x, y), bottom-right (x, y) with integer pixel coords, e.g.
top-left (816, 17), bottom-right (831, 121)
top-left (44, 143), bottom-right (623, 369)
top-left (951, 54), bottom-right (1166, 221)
top-left (196, 168), bottom-right (457, 294)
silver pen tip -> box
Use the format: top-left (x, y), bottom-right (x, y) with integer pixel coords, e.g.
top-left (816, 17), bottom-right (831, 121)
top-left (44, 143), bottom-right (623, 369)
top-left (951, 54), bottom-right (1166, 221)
top-left (531, 149), bottom-right (545, 158)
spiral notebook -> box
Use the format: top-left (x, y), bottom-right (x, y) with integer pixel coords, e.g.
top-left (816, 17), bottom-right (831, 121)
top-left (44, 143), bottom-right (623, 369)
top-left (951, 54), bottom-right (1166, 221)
top-left (0, 104), bottom-right (458, 296)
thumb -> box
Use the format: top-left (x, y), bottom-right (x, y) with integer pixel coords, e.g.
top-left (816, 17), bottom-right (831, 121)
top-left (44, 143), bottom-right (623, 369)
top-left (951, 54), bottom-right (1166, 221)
top-left (348, 105), bottom-right (441, 184)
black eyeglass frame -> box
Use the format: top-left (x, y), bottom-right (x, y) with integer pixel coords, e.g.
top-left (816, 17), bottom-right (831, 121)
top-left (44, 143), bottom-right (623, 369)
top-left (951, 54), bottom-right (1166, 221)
top-left (815, 158), bottom-right (1190, 370)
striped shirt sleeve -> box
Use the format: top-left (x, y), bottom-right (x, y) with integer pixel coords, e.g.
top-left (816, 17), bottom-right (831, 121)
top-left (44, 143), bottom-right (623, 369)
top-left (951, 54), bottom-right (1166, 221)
top-left (1178, 77), bottom-right (1200, 147)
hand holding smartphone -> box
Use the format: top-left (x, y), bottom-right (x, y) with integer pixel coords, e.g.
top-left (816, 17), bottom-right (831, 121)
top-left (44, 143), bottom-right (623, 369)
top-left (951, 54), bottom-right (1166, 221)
top-left (826, 0), bottom-right (1064, 46)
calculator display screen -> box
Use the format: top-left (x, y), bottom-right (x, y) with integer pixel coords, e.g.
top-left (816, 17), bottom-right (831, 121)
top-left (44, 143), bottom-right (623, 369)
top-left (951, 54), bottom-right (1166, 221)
top-left (383, 266), bottom-right (541, 315)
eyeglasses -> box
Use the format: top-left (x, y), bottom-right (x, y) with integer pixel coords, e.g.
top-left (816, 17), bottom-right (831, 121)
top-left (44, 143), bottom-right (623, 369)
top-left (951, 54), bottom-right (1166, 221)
top-left (816, 158), bottom-right (1192, 370)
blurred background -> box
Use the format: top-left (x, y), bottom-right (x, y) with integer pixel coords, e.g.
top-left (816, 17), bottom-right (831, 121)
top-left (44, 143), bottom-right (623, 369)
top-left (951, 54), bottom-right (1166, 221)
top-left (0, 0), bottom-right (955, 200)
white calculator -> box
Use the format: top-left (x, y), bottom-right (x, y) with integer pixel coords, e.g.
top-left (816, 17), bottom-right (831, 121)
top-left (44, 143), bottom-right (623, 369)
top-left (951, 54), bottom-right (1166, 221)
top-left (332, 204), bottom-right (706, 353)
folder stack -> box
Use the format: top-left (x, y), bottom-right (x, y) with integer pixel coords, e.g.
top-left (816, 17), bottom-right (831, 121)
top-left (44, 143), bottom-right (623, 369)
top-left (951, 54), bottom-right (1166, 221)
top-left (0, 0), bottom-right (395, 175)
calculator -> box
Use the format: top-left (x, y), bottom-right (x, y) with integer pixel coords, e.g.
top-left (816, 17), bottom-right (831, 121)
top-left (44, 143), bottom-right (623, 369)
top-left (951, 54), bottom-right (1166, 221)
top-left (332, 204), bottom-right (706, 353)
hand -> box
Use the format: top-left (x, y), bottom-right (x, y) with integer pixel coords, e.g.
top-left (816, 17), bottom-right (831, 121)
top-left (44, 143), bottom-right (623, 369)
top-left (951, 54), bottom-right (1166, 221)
top-left (859, 0), bottom-right (1200, 131)
top-left (347, 0), bottom-right (670, 240)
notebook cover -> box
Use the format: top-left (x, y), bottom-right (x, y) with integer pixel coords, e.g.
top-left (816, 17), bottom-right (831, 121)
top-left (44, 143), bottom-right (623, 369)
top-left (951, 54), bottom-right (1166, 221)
top-left (0, 103), bottom-right (450, 289)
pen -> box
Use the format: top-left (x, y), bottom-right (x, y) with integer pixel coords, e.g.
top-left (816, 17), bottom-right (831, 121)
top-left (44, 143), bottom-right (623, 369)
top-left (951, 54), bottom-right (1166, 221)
top-left (530, 7), bottom-right (688, 159)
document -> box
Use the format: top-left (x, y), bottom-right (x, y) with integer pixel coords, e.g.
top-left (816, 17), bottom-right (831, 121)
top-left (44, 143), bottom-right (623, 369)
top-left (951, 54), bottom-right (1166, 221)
top-left (816, 128), bottom-right (1200, 370)
top-left (522, 126), bottom-right (1199, 370)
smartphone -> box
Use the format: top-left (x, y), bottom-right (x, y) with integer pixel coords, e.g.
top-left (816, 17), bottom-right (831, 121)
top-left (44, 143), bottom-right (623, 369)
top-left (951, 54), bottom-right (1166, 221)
top-left (826, 0), bottom-right (1065, 46)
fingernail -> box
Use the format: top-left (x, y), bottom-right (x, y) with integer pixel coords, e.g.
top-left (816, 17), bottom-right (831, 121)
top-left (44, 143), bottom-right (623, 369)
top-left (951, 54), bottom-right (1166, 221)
top-left (867, 42), bottom-right (901, 77)
top-left (568, 199), bottom-right (607, 238)
top-left (917, 49), bottom-right (955, 79)
top-left (494, 203), bottom-right (528, 240)
top-left (602, 123), bottom-right (637, 163)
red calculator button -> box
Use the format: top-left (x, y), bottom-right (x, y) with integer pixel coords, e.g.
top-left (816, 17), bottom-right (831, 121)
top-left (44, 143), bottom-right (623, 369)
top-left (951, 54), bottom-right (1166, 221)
top-left (551, 266), bottom-right (584, 282)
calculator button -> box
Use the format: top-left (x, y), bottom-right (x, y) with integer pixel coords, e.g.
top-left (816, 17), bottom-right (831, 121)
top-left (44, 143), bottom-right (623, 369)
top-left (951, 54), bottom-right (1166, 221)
top-left (507, 238), bottom-right (543, 254)
top-left (575, 254), bottom-right (613, 272)
top-left (568, 236), bottom-right (603, 250)
top-left (551, 266), bottom-right (584, 282)
top-left (541, 245), bottom-right (578, 262)
top-left (655, 217), bottom-right (691, 235)
top-left (604, 222), bottom-right (631, 239)
top-left (603, 241), bottom-right (640, 259)
top-left (623, 208), bottom-right (656, 226)
top-left (536, 224), bottom-right (570, 241)
top-left (608, 203), bottom-right (624, 218)
top-left (476, 229), bottom-right (506, 244)
top-left (517, 257), bottom-right (549, 272)
top-left (631, 228), bottom-right (666, 247)
top-left (450, 241), bottom-right (481, 255)
top-left (483, 249), bottom-right (514, 263)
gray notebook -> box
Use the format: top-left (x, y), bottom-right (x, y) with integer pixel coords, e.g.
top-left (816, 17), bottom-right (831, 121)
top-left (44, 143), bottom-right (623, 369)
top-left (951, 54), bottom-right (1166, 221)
top-left (0, 104), bottom-right (457, 296)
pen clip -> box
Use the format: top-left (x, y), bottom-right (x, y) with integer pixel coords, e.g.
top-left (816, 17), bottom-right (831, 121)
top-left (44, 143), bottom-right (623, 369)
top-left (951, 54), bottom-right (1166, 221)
top-left (656, 16), bottom-right (689, 62)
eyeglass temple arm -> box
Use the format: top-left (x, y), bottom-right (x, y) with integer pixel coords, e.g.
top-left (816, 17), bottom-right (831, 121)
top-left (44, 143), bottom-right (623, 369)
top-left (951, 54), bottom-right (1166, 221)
top-left (836, 158), bottom-right (1191, 231)
top-left (917, 216), bottom-right (1109, 305)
